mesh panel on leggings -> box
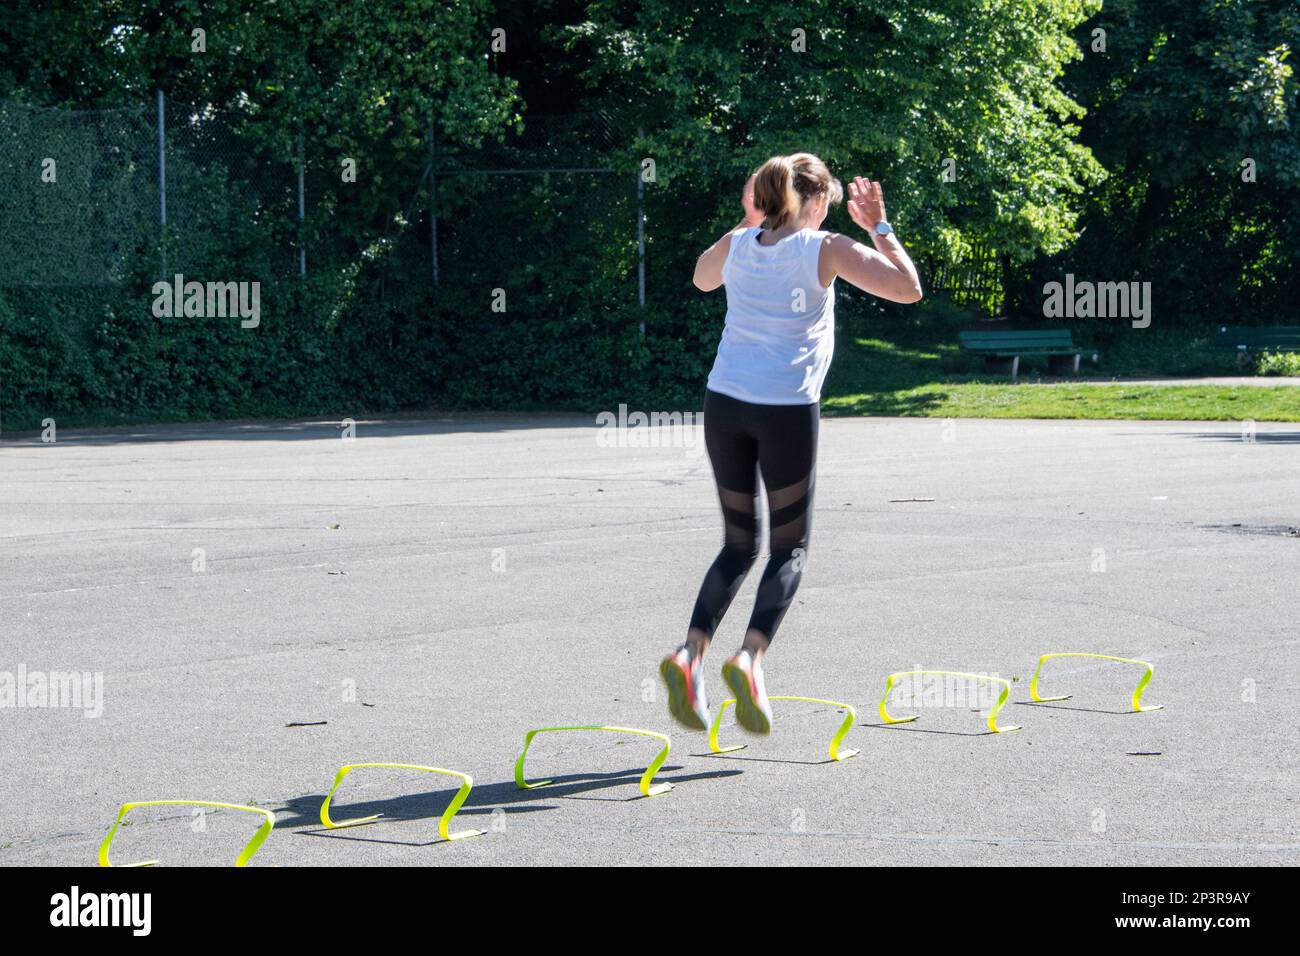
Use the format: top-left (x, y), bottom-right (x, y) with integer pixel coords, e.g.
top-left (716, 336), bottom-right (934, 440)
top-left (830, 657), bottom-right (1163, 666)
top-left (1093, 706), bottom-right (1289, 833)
top-left (765, 474), bottom-right (813, 550)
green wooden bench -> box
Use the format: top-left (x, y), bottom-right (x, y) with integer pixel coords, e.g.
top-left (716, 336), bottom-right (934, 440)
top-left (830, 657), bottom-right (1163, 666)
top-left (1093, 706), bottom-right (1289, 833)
top-left (1215, 326), bottom-right (1300, 365)
top-left (958, 329), bottom-right (1099, 378)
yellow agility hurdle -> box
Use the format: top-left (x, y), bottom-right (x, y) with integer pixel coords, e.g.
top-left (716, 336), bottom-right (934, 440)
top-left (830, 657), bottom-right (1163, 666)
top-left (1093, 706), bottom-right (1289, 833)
top-left (878, 670), bottom-right (1021, 734)
top-left (318, 763), bottom-right (482, 841)
top-left (98, 800), bottom-right (276, 867)
top-left (1028, 653), bottom-right (1163, 713)
top-left (709, 696), bottom-right (859, 761)
top-left (514, 725), bottom-right (673, 797)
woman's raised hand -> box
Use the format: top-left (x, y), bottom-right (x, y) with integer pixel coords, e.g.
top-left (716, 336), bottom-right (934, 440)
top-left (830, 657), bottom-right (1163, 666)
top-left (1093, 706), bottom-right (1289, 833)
top-left (846, 176), bottom-right (886, 233)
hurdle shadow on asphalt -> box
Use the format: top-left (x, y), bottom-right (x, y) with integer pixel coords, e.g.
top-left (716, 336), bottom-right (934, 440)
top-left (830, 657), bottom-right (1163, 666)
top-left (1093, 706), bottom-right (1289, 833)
top-left (499, 766), bottom-right (742, 803)
top-left (692, 749), bottom-right (842, 766)
top-left (274, 766), bottom-right (742, 845)
top-left (274, 793), bottom-right (540, 849)
top-left (858, 721), bottom-right (998, 738)
top-left (691, 743), bottom-right (842, 764)
top-left (296, 827), bottom-right (475, 849)
top-left (1013, 701), bottom-right (1138, 716)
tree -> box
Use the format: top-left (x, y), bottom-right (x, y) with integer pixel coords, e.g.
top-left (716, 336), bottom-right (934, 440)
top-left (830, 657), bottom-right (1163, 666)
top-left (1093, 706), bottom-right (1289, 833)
top-left (555, 0), bottom-right (1105, 290)
top-left (0, 0), bottom-right (522, 246)
top-left (1014, 0), bottom-right (1300, 323)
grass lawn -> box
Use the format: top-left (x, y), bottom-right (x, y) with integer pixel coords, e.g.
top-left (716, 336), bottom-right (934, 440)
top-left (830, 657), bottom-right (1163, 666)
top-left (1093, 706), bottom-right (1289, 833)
top-left (823, 315), bottom-right (1300, 422)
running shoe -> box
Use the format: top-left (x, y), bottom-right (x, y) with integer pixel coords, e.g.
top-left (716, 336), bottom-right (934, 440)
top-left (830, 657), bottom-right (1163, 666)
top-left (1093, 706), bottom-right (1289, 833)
top-left (660, 646), bottom-right (711, 731)
top-left (722, 648), bottom-right (772, 735)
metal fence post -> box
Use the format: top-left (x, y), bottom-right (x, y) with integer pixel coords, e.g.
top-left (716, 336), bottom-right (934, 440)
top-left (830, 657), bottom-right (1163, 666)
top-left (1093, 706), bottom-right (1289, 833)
top-left (637, 126), bottom-right (645, 333)
top-left (297, 138), bottom-right (306, 277)
top-left (157, 90), bottom-right (166, 279)
top-left (430, 118), bottom-right (439, 286)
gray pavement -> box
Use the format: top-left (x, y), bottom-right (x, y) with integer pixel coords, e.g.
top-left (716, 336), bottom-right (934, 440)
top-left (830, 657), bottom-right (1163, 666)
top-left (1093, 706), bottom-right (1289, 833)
top-left (1, 412), bottom-right (1298, 866)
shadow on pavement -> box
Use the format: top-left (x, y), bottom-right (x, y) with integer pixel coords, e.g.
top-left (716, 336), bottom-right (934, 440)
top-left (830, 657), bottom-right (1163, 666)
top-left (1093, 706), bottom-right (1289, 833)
top-left (0, 413), bottom-right (608, 446)
top-left (1014, 701), bottom-right (1147, 716)
top-left (1176, 431), bottom-right (1300, 443)
top-left (859, 722), bottom-right (997, 738)
top-left (272, 764), bottom-right (742, 838)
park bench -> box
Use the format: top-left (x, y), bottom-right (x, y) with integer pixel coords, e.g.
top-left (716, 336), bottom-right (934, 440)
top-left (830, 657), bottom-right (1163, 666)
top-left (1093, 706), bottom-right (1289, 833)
top-left (1214, 326), bottom-right (1300, 365)
top-left (958, 329), bottom-right (1099, 378)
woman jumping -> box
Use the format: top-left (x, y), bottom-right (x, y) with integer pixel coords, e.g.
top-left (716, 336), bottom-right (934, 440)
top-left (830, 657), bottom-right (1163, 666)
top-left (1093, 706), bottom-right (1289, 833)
top-left (660, 152), bottom-right (923, 735)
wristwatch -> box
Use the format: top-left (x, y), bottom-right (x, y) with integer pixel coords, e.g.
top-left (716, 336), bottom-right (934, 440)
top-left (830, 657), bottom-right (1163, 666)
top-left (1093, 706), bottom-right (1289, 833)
top-left (873, 221), bottom-right (893, 237)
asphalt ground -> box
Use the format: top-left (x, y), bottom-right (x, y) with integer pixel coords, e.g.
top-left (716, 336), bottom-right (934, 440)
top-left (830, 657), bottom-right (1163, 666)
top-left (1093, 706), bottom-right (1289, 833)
top-left (1, 412), bottom-right (1297, 865)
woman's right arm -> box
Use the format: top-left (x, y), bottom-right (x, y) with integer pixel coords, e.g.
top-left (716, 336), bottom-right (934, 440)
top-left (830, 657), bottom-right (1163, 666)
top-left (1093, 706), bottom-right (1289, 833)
top-left (693, 174), bottom-right (766, 292)
top-left (825, 177), bottom-right (923, 304)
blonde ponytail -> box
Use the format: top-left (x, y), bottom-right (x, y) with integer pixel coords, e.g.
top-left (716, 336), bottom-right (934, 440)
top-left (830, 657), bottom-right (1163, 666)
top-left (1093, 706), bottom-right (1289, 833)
top-left (753, 156), bottom-right (801, 230)
top-left (751, 153), bottom-right (844, 230)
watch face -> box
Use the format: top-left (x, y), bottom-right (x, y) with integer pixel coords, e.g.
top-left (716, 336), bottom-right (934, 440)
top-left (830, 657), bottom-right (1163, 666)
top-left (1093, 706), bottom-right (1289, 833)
top-left (875, 222), bottom-right (893, 235)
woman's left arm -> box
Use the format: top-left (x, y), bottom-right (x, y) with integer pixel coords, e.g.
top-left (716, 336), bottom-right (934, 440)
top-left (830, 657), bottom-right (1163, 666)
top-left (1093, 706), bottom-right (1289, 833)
top-left (694, 175), bottom-right (764, 292)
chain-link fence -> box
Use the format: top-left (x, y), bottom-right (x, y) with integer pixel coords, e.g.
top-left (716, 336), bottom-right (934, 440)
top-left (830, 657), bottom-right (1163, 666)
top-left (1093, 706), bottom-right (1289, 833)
top-left (0, 96), bottom-right (643, 301)
top-left (0, 101), bottom-right (157, 287)
top-left (1, 94), bottom-right (995, 331)
top-left (431, 110), bottom-right (641, 314)
top-left (160, 96), bottom-right (299, 281)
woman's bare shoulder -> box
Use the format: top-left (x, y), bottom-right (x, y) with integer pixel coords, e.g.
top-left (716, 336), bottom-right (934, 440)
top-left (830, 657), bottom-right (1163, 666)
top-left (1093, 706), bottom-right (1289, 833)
top-left (818, 231), bottom-right (856, 265)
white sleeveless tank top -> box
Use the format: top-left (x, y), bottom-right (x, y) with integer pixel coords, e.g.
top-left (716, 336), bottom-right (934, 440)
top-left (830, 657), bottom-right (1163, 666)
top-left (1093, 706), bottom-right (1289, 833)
top-left (706, 226), bottom-right (835, 405)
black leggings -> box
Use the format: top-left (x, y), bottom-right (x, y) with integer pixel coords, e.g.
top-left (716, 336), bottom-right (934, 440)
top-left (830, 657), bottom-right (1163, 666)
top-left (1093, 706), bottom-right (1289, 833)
top-left (689, 389), bottom-right (819, 643)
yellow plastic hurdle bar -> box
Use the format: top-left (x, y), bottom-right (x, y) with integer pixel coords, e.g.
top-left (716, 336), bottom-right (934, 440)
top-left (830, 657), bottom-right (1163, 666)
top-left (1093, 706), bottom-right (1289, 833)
top-left (1029, 653), bottom-right (1163, 713)
top-left (514, 725), bottom-right (673, 797)
top-left (98, 800), bottom-right (276, 867)
top-left (879, 670), bottom-right (1021, 734)
top-left (709, 696), bottom-right (859, 761)
top-left (319, 763), bottom-right (482, 841)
